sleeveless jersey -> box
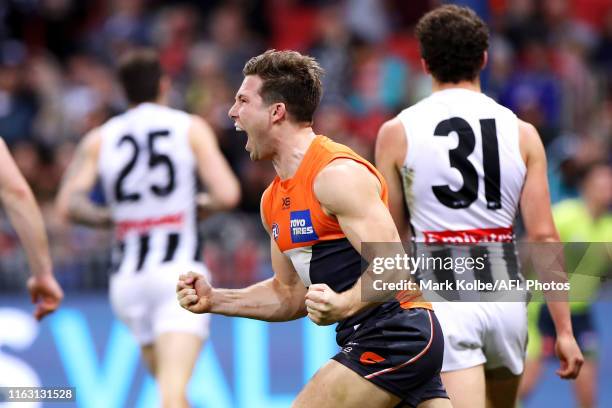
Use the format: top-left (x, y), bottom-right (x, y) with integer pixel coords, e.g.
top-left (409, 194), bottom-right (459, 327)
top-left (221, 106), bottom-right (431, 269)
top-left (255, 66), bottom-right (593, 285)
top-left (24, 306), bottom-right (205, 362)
top-left (398, 89), bottom-right (526, 242)
top-left (98, 103), bottom-right (201, 275)
top-left (398, 89), bottom-right (527, 298)
top-left (261, 135), bottom-right (430, 340)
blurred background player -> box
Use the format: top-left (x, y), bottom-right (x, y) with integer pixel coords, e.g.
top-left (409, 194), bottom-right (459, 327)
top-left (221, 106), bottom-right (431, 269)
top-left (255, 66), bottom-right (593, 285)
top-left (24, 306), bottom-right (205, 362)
top-left (0, 136), bottom-right (63, 320)
top-left (56, 48), bottom-right (240, 408)
top-left (520, 161), bottom-right (612, 408)
top-left (178, 49), bottom-right (451, 408)
top-left (376, 5), bottom-right (583, 408)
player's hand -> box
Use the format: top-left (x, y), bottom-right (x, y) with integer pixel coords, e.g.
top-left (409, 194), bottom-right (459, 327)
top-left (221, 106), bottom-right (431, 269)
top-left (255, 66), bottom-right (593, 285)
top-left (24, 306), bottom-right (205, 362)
top-left (27, 274), bottom-right (64, 321)
top-left (305, 283), bottom-right (350, 326)
top-left (177, 271), bottom-right (213, 314)
top-left (555, 332), bottom-right (584, 379)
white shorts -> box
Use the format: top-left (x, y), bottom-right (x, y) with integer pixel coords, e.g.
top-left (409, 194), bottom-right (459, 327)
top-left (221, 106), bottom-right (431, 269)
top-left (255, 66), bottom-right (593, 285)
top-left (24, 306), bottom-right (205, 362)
top-left (433, 302), bottom-right (527, 375)
top-left (109, 261), bottom-right (211, 346)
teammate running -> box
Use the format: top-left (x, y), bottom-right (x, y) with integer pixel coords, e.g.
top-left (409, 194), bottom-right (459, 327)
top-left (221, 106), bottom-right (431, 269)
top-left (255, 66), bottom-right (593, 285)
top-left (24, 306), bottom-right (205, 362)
top-left (177, 50), bottom-right (451, 408)
top-left (375, 5), bottom-right (583, 408)
top-left (56, 49), bottom-right (240, 408)
top-left (0, 137), bottom-right (63, 320)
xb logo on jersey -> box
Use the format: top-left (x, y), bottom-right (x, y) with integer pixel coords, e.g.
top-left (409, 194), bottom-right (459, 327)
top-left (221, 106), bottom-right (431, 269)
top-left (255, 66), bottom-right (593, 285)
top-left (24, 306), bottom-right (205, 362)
top-left (272, 223), bottom-right (280, 240)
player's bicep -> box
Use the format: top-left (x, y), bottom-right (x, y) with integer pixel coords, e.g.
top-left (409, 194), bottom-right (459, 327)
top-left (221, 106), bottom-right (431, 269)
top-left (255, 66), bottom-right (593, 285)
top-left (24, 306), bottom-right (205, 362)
top-left (270, 236), bottom-right (308, 317)
top-left (0, 138), bottom-right (32, 198)
top-left (518, 121), bottom-right (559, 241)
top-left (315, 161), bottom-right (401, 252)
top-left (55, 131), bottom-right (101, 215)
top-left (375, 118), bottom-right (409, 238)
top-left (189, 117), bottom-right (240, 208)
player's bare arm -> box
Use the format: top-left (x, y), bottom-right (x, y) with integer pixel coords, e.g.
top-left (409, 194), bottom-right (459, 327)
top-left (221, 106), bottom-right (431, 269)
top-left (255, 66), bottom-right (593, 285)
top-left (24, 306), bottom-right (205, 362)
top-left (375, 118), bottom-right (410, 239)
top-left (305, 159), bottom-right (410, 326)
top-left (177, 196), bottom-right (307, 322)
top-left (56, 129), bottom-right (112, 227)
top-left (0, 137), bottom-right (63, 320)
top-left (189, 115), bottom-right (241, 213)
top-left (518, 119), bottom-right (584, 379)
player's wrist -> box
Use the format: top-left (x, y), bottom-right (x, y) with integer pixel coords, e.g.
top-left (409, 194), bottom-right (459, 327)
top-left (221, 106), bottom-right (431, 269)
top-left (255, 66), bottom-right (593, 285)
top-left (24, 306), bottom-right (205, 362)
top-left (207, 287), bottom-right (223, 314)
top-left (555, 329), bottom-right (574, 338)
top-left (339, 289), bottom-right (361, 319)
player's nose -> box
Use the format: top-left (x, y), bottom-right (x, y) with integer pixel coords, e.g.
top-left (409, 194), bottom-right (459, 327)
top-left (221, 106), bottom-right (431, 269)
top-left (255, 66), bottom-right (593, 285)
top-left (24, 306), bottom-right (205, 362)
top-left (228, 103), bottom-right (238, 119)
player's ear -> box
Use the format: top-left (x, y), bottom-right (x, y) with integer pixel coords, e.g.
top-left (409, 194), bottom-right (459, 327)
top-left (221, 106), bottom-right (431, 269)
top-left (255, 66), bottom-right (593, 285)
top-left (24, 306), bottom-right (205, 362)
top-left (420, 58), bottom-right (430, 75)
top-left (481, 51), bottom-right (488, 71)
top-left (270, 102), bottom-right (286, 124)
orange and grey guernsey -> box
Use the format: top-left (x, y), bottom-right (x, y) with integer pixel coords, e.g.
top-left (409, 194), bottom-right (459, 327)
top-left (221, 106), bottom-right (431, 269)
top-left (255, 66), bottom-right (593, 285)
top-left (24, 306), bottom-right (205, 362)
top-left (261, 135), bottom-right (431, 342)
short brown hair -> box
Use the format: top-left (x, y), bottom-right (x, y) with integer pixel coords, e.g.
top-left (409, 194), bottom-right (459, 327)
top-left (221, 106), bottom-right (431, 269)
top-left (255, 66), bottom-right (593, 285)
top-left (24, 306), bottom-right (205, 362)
top-left (243, 50), bottom-right (324, 123)
top-left (416, 5), bottom-right (489, 83)
top-left (117, 49), bottom-right (162, 104)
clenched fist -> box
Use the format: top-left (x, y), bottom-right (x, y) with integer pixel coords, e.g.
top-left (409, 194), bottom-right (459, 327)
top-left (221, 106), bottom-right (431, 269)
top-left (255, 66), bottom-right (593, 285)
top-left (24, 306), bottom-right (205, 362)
top-left (305, 283), bottom-right (351, 326)
top-left (27, 274), bottom-right (64, 320)
top-left (176, 271), bottom-right (213, 314)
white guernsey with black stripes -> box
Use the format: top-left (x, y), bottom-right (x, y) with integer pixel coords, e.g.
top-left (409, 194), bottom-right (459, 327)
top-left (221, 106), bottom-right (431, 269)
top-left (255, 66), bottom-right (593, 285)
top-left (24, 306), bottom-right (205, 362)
top-left (99, 102), bottom-right (202, 273)
top-left (98, 102), bottom-right (209, 345)
top-left (397, 88), bottom-right (528, 374)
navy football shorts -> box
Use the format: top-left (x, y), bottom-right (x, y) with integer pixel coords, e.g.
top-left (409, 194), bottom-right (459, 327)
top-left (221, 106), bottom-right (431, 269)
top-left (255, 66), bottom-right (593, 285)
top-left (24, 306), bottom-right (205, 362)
top-left (333, 307), bottom-right (448, 408)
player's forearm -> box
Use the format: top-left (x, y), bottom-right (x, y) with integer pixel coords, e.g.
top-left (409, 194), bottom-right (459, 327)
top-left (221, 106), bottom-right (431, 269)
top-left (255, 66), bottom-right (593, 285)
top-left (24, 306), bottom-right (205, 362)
top-left (210, 278), bottom-right (305, 322)
top-left (338, 280), bottom-right (375, 317)
top-left (197, 188), bottom-right (240, 212)
top-left (1, 187), bottom-right (53, 278)
top-left (66, 192), bottom-right (112, 227)
top-left (527, 231), bottom-right (573, 336)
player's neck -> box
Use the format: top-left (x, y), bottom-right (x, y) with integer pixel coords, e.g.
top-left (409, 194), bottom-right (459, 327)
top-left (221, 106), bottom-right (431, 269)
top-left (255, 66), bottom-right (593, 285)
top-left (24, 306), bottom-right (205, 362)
top-left (272, 127), bottom-right (317, 180)
top-left (431, 79), bottom-right (481, 93)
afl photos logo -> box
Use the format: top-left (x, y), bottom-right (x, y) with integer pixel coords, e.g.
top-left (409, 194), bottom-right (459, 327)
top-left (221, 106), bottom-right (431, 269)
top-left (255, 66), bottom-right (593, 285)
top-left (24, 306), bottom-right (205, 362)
top-left (272, 223), bottom-right (280, 240)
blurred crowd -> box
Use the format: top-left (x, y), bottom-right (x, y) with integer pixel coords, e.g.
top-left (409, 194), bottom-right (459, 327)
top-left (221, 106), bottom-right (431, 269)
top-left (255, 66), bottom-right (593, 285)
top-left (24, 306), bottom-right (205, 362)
top-left (0, 0), bottom-right (610, 289)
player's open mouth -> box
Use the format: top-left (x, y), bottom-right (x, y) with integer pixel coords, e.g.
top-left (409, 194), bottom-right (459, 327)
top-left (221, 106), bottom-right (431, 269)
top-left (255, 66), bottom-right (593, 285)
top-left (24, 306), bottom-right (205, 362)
top-left (234, 122), bottom-right (244, 132)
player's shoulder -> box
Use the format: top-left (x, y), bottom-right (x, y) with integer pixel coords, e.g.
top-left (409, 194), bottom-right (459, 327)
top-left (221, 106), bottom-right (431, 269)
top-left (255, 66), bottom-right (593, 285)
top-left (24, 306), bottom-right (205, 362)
top-left (81, 126), bottom-right (103, 148)
top-left (315, 159), bottom-right (378, 198)
top-left (376, 117), bottom-right (406, 151)
top-left (261, 180), bottom-right (275, 201)
top-left (260, 181), bottom-right (278, 232)
top-left (517, 118), bottom-right (539, 137)
top-left (516, 118), bottom-right (544, 162)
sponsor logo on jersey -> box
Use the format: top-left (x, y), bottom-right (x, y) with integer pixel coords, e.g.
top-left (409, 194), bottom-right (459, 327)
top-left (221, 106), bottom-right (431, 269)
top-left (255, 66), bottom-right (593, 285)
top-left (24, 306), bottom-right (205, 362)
top-left (272, 223), bottom-right (280, 240)
top-left (423, 226), bottom-right (514, 243)
top-left (289, 210), bottom-right (319, 243)
top-left (116, 212), bottom-right (185, 239)
top-left (282, 197), bottom-right (291, 209)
